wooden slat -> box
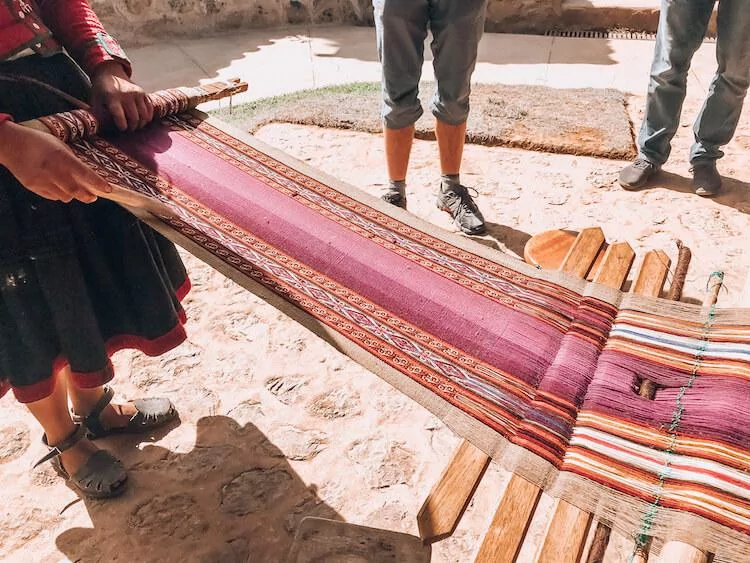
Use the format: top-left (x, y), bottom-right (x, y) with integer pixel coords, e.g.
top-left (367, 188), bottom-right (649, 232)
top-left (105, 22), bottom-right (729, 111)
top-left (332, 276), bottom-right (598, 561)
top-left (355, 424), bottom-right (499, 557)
top-left (559, 227), bottom-right (606, 279)
top-left (585, 523), bottom-right (611, 563)
top-left (537, 500), bottom-right (593, 563)
top-left (590, 242), bottom-right (635, 290)
top-left (417, 441), bottom-right (490, 543)
top-left (631, 250), bottom-right (670, 297)
top-left (658, 542), bottom-right (710, 563)
top-left (473, 475), bottom-right (542, 563)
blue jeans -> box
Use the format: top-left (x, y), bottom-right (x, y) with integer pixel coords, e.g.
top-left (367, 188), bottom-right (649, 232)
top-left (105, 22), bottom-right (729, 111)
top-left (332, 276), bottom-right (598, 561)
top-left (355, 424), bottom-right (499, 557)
top-left (639, 0), bottom-right (750, 165)
top-left (373, 0), bottom-right (487, 129)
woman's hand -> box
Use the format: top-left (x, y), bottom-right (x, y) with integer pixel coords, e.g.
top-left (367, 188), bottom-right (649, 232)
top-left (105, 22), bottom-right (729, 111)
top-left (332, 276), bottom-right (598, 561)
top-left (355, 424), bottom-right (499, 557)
top-left (90, 61), bottom-right (153, 132)
top-left (0, 121), bottom-right (111, 203)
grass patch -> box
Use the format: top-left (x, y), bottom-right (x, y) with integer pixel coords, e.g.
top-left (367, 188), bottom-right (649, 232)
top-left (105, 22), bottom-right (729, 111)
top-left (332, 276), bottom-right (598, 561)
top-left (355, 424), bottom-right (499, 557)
top-left (211, 81), bottom-right (635, 160)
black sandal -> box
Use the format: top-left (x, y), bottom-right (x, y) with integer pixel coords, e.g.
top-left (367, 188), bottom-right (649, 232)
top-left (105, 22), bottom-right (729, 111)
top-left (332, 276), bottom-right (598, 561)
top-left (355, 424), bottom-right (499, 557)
top-left (74, 386), bottom-right (178, 440)
top-left (33, 425), bottom-right (128, 499)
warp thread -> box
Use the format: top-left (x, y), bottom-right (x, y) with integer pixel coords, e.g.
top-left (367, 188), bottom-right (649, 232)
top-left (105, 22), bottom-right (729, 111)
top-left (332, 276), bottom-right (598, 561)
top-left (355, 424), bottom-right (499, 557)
top-left (630, 271), bottom-right (724, 561)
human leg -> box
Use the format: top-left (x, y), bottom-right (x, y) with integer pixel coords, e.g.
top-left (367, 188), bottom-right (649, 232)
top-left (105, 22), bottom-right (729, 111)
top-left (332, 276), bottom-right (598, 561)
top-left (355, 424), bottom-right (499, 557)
top-left (620, 0), bottom-right (714, 189)
top-left (429, 0), bottom-right (488, 234)
top-left (690, 0), bottom-right (750, 195)
top-left (374, 0), bottom-right (430, 208)
top-left (25, 371), bottom-right (127, 498)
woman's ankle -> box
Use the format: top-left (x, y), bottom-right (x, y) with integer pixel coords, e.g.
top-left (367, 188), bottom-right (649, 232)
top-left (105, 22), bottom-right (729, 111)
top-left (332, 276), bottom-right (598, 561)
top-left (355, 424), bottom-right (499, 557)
top-left (69, 385), bottom-right (107, 417)
top-left (44, 421), bottom-right (78, 447)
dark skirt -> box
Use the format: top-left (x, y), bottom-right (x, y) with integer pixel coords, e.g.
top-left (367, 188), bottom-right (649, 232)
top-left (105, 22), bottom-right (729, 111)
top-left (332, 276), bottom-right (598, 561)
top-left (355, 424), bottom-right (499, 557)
top-left (0, 53), bottom-right (189, 403)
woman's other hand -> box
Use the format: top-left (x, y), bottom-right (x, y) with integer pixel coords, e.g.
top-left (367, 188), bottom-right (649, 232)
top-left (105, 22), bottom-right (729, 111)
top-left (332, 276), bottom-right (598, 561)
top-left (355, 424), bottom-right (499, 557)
top-left (91, 62), bottom-right (153, 132)
top-left (0, 121), bottom-right (111, 203)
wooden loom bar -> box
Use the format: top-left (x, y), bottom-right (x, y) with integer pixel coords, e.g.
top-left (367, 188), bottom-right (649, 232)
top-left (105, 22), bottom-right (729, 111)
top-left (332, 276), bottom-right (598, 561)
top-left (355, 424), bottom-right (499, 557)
top-left (471, 474), bottom-right (542, 562)
top-left (416, 440), bottom-right (490, 542)
top-left (20, 78), bottom-right (248, 139)
top-left (632, 250), bottom-right (671, 297)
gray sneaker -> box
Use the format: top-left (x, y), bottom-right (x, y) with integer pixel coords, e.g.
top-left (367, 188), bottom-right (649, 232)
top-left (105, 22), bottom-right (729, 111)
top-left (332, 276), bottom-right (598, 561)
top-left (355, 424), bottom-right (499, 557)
top-left (691, 161), bottom-right (722, 197)
top-left (381, 185), bottom-right (407, 209)
top-left (619, 158), bottom-right (659, 190)
top-left (436, 184), bottom-right (487, 236)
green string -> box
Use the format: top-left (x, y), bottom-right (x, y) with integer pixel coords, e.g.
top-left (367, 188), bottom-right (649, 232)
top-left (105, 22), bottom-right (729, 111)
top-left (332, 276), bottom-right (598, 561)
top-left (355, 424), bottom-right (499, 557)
top-left (628, 272), bottom-right (723, 562)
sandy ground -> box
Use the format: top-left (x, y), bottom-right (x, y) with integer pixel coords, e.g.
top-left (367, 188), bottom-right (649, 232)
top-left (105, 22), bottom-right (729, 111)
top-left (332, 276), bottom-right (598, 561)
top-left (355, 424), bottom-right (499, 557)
top-left (2, 31), bottom-right (750, 563)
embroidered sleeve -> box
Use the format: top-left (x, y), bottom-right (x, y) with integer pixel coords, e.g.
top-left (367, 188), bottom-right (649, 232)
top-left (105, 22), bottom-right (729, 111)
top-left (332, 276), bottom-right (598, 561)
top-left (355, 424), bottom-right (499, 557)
top-left (36, 0), bottom-right (132, 77)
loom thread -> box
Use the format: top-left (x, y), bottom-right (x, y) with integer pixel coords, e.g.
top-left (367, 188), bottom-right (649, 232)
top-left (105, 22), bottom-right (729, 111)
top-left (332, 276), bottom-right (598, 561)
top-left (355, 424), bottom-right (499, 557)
top-left (629, 272), bottom-right (723, 562)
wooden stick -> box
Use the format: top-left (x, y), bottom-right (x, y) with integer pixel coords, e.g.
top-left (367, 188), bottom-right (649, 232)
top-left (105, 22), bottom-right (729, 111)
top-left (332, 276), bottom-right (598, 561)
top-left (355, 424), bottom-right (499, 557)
top-left (630, 537), bottom-right (653, 563)
top-left (704, 271), bottom-right (723, 308)
top-left (666, 241), bottom-right (692, 301)
top-left (20, 78), bottom-right (248, 140)
top-left (585, 522), bottom-right (612, 563)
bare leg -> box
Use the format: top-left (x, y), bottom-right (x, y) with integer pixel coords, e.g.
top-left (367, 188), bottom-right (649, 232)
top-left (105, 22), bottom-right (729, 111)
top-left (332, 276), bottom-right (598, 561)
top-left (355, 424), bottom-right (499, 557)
top-left (385, 124), bottom-right (415, 182)
top-left (435, 119), bottom-right (466, 176)
top-left (25, 372), bottom-right (98, 475)
top-left (434, 119), bottom-right (485, 235)
top-left (65, 369), bottom-right (138, 430)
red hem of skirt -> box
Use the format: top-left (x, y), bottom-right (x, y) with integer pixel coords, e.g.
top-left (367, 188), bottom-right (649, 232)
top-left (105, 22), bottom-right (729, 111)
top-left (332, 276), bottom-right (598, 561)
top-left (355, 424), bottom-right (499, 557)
top-left (2, 277), bottom-right (191, 404)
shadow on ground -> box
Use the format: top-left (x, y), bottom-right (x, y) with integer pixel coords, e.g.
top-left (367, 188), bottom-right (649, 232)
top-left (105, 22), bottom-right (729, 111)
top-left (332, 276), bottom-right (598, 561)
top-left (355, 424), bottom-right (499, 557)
top-left (55, 416), bottom-right (342, 562)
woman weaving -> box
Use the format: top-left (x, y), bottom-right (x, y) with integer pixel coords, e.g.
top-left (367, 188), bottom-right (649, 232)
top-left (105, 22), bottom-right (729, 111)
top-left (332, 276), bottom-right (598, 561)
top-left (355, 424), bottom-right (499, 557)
top-left (0, 2), bottom-right (186, 498)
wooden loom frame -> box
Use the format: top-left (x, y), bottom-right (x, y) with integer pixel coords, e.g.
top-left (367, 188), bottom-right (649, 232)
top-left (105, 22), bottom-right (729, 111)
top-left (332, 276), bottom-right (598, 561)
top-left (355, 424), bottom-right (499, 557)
top-left (417, 227), bottom-right (739, 563)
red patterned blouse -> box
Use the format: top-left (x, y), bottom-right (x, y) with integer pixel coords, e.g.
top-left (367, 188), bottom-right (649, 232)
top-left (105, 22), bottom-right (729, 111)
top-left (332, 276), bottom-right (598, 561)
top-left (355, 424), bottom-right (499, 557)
top-left (0, 0), bottom-right (131, 123)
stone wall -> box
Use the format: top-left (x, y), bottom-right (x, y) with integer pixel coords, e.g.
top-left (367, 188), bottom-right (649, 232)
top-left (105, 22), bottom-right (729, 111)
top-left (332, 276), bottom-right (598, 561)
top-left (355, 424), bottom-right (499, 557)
top-left (92, 0), bottom-right (563, 45)
top-left (91, 0), bottom-right (374, 44)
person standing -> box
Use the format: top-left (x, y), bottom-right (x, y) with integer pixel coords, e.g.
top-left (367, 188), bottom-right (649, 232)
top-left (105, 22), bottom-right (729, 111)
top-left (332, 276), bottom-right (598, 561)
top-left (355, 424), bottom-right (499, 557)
top-left (619, 0), bottom-right (750, 196)
top-left (374, 0), bottom-right (489, 235)
top-left (0, 0), bottom-right (185, 499)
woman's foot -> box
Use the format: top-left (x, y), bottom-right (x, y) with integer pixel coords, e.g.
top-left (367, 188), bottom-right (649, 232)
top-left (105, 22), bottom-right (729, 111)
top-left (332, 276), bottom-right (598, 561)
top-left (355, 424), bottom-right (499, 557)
top-left (35, 425), bottom-right (128, 499)
top-left (57, 432), bottom-right (100, 476)
top-left (71, 386), bottom-right (177, 439)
